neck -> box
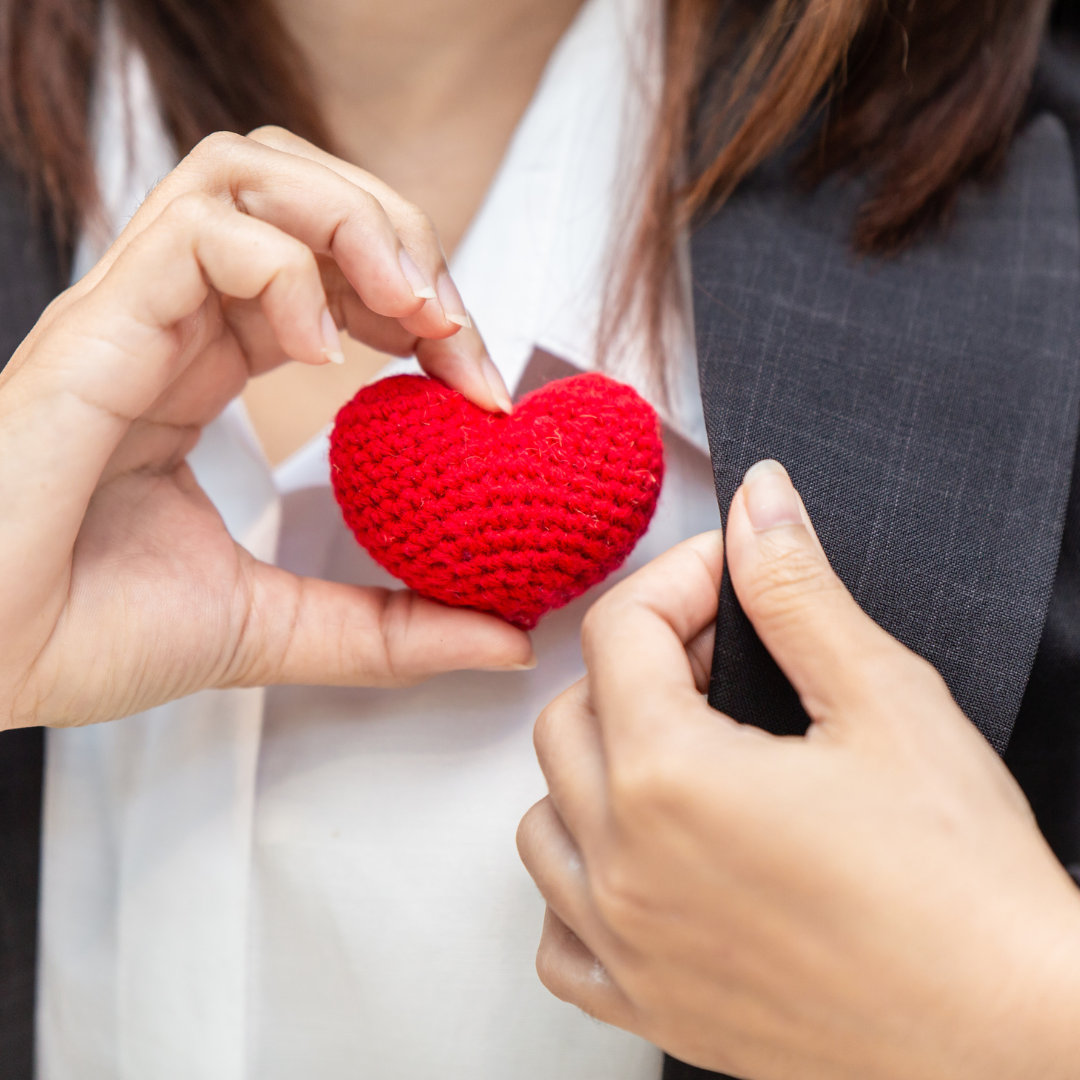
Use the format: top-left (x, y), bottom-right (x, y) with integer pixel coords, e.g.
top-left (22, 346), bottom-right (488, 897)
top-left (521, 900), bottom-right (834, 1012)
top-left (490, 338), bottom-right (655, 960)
top-left (271, 0), bottom-right (585, 240)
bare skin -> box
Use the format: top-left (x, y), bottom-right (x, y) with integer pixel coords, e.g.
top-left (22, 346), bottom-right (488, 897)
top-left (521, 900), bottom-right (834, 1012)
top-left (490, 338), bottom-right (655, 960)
top-left (0, 129), bottom-right (536, 731)
top-left (519, 462), bottom-right (1080, 1079)
top-left (246, 0), bottom-right (586, 463)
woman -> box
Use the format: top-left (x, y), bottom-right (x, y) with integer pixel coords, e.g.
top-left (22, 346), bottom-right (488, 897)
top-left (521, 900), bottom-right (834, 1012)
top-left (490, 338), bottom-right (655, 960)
top-left (2, 1), bottom-right (1079, 1079)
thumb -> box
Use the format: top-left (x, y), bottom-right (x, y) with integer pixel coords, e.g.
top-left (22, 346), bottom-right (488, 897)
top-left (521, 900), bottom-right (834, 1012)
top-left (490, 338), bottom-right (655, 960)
top-left (724, 459), bottom-right (911, 726)
top-left (225, 560), bottom-right (536, 688)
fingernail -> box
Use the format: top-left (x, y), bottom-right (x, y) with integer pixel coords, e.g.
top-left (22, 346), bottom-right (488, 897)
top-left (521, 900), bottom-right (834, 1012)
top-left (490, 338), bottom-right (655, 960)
top-left (436, 271), bottom-right (472, 328)
top-left (320, 308), bottom-right (345, 365)
top-left (399, 248), bottom-right (437, 301)
top-left (481, 355), bottom-right (514, 414)
top-left (742, 459), bottom-right (802, 531)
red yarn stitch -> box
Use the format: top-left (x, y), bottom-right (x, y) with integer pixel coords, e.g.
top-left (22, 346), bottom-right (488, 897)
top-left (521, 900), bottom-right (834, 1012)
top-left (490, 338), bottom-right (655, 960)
top-left (329, 372), bottom-right (665, 629)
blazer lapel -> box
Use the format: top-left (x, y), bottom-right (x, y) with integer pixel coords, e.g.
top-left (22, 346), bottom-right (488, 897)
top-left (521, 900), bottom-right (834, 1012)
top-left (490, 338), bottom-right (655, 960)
top-left (0, 163), bottom-right (65, 1080)
top-left (663, 104), bottom-right (1080, 1080)
top-left (692, 113), bottom-right (1080, 754)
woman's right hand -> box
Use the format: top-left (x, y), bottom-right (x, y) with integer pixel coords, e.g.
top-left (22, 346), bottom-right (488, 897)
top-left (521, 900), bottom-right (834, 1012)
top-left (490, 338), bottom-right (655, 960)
top-left (0, 126), bottom-right (533, 732)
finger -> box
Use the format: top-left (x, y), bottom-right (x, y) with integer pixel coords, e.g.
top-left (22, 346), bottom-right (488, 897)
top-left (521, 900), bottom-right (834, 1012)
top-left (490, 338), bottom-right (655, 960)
top-left (242, 127), bottom-right (457, 330)
top-left (320, 260), bottom-right (512, 411)
top-left (415, 325), bottom-right (513, 414)
top-left (180, 241), bottom-right (513, 417)
top-left (85, 128), bottom-right (512, 413)
top-left (725, 460), bottom-right (927, 728)
top-left (101, 133), bottom-right (431, 329)
top-left (196, 134), bottom-right (436, 322)
top-left (517, 797), bottom-right (615, 959)
top-left (244, 126), bottom-right (454, 318)
top-left (222, 266), bottom-right (418, 382)
top-left (225, 560), bottom-right (535, 688)
top-left (533, 681), bottom-right (607, 841)
top-left (686, 621), bottom-right (716, 695)
top-left (45, 189), bottom-right (338, 392)
top-left (66, 133), bottom-right (425, 335)
top-left (581, 531), bottom-right (731, 754)
top-left (319, 258), bottom-right (415, 355)
top-left (3, 192), bottom-right (344, 564)
top-left (535, 907), bottom-right (637, 1030)
top-left (117, 191), bottom-right (341, 372)
top-left (246, 126), bottom-right (513, 413)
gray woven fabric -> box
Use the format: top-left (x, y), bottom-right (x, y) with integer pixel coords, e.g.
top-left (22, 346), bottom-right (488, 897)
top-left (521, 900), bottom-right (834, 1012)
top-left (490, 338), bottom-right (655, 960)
top-left (664, 65), bottom-right (1080, 1080)
top-left (694, 115), bottom-right (1080, 754)
top-left (0, 164), bottom-right (65, 1079)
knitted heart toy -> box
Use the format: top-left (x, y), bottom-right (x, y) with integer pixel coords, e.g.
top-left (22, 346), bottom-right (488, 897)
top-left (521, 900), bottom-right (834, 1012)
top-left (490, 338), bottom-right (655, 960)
top-left (329, 372), bottom-right (664, 629)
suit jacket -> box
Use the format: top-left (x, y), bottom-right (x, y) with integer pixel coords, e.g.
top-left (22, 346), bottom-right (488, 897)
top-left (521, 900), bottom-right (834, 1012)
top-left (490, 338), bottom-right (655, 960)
top-left (4, 34), bottom-right (1080, 1080)
top-left (0, 174), bottom-right (65, 1080)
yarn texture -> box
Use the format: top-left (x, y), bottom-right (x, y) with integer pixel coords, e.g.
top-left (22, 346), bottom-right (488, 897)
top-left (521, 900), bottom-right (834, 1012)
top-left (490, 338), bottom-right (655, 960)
top-left (329, 372), bottom-right (665, 629)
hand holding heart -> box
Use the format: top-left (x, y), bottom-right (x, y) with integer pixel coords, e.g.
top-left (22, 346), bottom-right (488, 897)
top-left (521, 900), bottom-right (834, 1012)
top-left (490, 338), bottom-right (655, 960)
top-left (518, 461), bottom-right (1080, 1080)
top-left (0, 126), bottom-right (531, 731)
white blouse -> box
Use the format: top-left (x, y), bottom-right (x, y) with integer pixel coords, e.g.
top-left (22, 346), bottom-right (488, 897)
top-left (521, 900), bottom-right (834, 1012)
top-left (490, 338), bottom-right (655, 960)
top-left (38, 1), bottom-right (721, 1077)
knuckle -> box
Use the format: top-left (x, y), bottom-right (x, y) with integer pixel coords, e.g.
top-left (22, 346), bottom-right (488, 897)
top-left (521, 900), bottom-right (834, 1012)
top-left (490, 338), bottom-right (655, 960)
top-left (342, 186), bottom-right (387, 228)
top-left (35, 289), bottom-right (73, 327)
top-left (188, 129), bottom-right (246, 165)
top-left (367, 590), bottom-right (416, 685)
top-left (533, 699), bottom-right (566, 759)
top-left (400, 203), bottom-right (440, 249)
top-left (532, 704), bottom-right (553, 759)
top-left (271, 256), bottom-right (322, 312)
top-left (162, 190), bottom-right (216, 228)
top-left (354, 187), bottom-right (384, 217)
top-left (279, 238), bottom-right (319, 279)
top-left (860, 637), bottom-right (939, 698)
top-left (810, 638), bottom-right (948, 735)
top-left (608, 956), bottom-right (658, 1019)
top-left (534, 936), bottom-right (569, 999)
top-left (758, 538), bottom-right (829, 592)
top-left (589, 855), bottom-right (651, 938)
top-left (744, 542), bottom-right (841, 621)
top-left (514, 800), bottom-right (544, 862)
top-left (580, 592), bottom-right (624, 654)
top-left (879, 651), bottom-right (953, 721)
top-left (579, 603), bottom-right (604, 655)
top-left (176, 133), bottom-right (252, 202)
top-left (333, 190), bottom-right (386, 248)
top-left (908, 653), bottom-right (950, 698)
top-left (245, 124), bottom-right (293, 146)
top-left (608, 744), bottom-right (686, 823)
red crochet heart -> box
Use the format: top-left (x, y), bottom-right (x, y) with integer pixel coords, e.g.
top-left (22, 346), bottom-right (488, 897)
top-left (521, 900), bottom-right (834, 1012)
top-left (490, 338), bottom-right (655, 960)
top-left (329, 372), bottom-right (664, 629)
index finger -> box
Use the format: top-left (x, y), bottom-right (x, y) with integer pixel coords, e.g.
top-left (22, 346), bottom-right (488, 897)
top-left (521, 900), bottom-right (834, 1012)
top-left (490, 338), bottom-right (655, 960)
top-left (244, 127), bottom-right (513, 413)
top-left (580, 530), bottom-right (728, 752)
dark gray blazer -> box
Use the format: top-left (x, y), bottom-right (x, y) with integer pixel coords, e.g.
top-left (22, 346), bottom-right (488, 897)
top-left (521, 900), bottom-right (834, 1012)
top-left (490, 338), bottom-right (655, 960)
top-left (5, 34), bottom-right (1080, 1080)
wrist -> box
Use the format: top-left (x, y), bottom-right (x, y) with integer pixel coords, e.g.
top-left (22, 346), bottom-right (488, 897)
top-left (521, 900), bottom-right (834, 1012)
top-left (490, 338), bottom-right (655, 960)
top-left (954, 868), bottom-right (1080, 1080)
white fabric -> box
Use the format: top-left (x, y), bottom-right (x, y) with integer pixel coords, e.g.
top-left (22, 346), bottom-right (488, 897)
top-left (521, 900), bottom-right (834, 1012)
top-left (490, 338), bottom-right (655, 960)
top-left (38, 1), bottom-right (721, 1077)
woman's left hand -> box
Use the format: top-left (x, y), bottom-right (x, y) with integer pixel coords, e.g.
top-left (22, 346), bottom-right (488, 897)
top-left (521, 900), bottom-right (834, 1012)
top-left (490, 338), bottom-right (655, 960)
top-left (518, 460), bottom-right (1080, 1080)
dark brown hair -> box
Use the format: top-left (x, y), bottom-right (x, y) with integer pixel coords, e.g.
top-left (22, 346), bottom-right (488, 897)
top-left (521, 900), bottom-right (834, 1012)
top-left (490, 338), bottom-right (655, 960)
top-left (0, 0), bottom-right (1059, 370)
top-left (606, 0), bottom-right (1055, 387)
